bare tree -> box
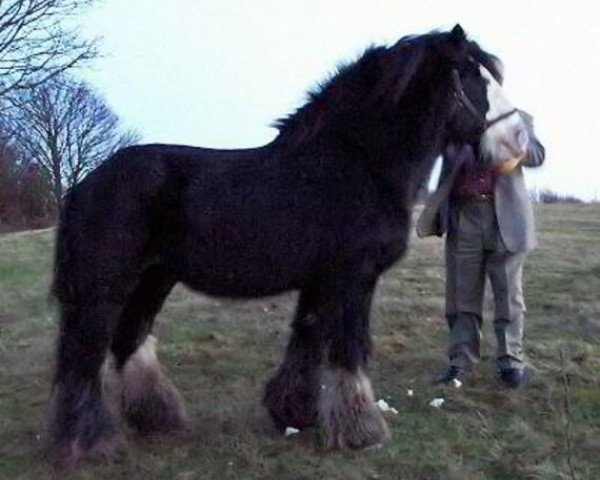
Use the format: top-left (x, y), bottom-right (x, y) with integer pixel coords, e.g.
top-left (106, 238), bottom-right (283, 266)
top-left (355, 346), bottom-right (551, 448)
top-left (0, 141), bottom-right (20, 225)
top-left (5, 75), bottom-right (139, 208)
top-left (0, 0), bottom-right (98, 101)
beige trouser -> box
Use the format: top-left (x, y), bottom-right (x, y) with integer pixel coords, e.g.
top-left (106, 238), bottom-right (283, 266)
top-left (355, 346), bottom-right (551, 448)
top-left (445, 199), bottom-right (526, 370)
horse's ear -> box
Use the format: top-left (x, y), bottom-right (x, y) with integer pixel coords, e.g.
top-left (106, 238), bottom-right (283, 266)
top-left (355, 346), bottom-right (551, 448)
top-left (450, 24), bottom-right (466, 44)
top-left (442, 24), bottom-right (468, 63)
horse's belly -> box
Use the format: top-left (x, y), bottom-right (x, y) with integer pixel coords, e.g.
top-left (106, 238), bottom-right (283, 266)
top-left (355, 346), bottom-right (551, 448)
top-left (166, 238), bottom-right (310, 298)
top-left (178, 262), bottom-right (301, 298)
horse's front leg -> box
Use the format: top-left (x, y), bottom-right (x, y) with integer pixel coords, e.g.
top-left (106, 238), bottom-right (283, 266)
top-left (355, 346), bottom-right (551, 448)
top-left (263, 287), bottom-right (323, 430)
top-left (317, 276), bottom-right (390, 450)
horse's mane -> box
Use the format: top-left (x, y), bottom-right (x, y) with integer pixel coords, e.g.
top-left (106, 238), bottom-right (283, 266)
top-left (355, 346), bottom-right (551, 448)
top-left (273, 30), bottom-right (499, 150)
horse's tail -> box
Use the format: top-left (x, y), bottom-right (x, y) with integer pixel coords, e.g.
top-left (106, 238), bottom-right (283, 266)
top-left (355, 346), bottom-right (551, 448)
top-left (50, 146), bottom-right (170, 305)
top-left (50, 187), bottom-right (80, 305)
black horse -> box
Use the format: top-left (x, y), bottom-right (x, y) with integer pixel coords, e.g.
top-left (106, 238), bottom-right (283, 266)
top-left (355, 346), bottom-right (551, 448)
top-left (48, 25), bottom-right (528, 465)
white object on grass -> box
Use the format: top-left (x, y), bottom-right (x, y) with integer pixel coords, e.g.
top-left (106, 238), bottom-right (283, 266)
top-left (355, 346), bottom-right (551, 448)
top-left (363, 442), bottom-right (384, 452)
top-left (452, 378), bottom-right (463, 389)
top-left (407, 389), bottom-right (414, 397)
top-left (284, 426), bottom-right (300, 437)
top-left (429, 397), bottom-right (445, 408)
top-left (375, 399), bottom-right (398, 414)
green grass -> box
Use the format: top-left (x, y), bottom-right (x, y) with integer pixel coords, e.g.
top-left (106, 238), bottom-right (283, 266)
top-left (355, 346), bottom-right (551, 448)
top-left (0, 205), bottom-right (599, 480)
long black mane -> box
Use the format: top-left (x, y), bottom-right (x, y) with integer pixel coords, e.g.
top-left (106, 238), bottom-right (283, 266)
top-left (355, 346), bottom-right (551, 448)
top-left (273, 31), bottom-right (499, 157)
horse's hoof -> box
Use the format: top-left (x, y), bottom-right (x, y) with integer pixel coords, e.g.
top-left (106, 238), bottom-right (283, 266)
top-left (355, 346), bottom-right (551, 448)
top-left (51, 432), bottom-right (128, 468)
top-left (122, 389), bottom-right (191, 436)
top-left (318, 367), bottom-right (391, 450)
top-left (321, 405), bottom-right (391, 450)
top-left (263, 368), bottom-right (319, 431)
top-left (119, 335), bottom-right (191, 435)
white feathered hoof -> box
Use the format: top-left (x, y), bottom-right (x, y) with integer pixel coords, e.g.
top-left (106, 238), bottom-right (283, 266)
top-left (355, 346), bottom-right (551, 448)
top-left (318, 367), bottom-right (391, 450)
top-left (119, 335), bottom-right (190, 435)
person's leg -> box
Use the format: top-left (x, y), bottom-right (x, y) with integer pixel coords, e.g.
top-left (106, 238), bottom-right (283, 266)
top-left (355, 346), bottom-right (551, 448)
top-left (486, 250), bottom-right (527, 369)
top-left (483, 203), bottom-right (528, 388)
top-left (441, 202), bottom-right (486, 378)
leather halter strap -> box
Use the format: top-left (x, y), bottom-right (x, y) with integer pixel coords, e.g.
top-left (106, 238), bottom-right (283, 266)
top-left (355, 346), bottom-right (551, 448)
top-left (451, 69), bottom-right (519, 131)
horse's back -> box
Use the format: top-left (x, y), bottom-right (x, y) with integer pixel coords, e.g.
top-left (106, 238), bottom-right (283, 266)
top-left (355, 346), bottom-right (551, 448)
top-left (53, 142), bottom-right (301, 299)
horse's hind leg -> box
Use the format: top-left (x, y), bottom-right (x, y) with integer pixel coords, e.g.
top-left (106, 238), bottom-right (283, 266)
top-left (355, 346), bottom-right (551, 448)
top-left (49, 300), bottom-right (126, 466)
top-left (110, 265), bottom-right (189, 435)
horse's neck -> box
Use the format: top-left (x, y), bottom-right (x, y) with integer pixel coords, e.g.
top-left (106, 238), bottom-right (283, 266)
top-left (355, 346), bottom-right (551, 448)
top-left (367, 108), bottom-right (446, 170)
top-left (359, 112), bottom-right (446, 209)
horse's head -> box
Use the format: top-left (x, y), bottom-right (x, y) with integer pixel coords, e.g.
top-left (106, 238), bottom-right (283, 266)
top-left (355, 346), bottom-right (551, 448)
top-left (443, 25), bottom-right (528, 164)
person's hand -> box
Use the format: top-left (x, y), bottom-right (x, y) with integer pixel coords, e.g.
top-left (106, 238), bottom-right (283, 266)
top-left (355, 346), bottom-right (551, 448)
top-left (444, 143), bottom-right (474, 164)
top-left (494, 153), bottom-right (526, 174)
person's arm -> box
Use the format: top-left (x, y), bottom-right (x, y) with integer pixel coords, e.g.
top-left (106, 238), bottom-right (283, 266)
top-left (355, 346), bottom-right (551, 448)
top-left (416, 144), bottom-right (470, 238)
top-left (444, 143), bottom-right (473, 171)
top-left (519, 110), bottom-right (545, 168)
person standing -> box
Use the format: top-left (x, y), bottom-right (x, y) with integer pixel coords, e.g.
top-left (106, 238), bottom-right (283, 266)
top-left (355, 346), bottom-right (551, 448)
top-left (417, 110), bottom-right (545, 388)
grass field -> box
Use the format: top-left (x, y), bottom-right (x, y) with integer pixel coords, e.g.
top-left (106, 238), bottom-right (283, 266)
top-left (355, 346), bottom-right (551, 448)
top-left (0, 203), bottom-right (599, 480)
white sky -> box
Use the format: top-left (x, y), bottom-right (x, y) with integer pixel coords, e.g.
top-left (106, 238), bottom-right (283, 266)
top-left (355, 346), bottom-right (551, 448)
top-left (78, 0), bottom-right (600, 201)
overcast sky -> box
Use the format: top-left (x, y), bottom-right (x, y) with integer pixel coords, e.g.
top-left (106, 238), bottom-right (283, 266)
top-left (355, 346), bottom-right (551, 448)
top-left (78, 0), bottom-right (600, 200)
